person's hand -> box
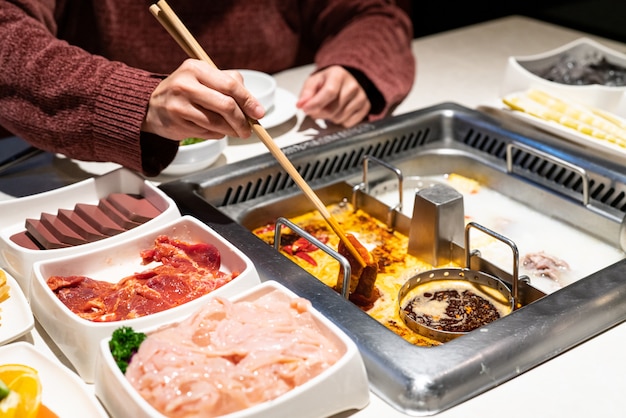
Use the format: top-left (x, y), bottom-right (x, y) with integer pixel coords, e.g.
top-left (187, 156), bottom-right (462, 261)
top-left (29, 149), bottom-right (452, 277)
top-left (141, 59), bottom-right (266, 140)
top-left (296, 65), bottom-right (371, 128)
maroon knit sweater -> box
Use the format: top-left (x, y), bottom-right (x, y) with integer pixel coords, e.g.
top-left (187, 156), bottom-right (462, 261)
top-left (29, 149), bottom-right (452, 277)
top-left (0, 0), bottom-right (415, 176)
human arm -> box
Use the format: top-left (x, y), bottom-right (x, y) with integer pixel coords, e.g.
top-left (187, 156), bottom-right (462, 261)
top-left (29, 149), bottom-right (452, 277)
top-left (0, 1), bottom-right (264, 176)
top-left (0, 0), bottom-right (175, 175)
top-left (298, 0), bottom-right (415, 125)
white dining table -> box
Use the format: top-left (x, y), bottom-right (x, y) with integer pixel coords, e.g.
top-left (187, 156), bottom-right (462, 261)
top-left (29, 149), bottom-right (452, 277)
top-left (4, 15), bottom-right (626, 418)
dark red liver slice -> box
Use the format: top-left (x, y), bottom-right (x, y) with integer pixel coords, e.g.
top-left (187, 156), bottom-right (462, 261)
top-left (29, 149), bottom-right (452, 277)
top-left (98, 198), bottom-right (142, 230)
top-left (11, 193), bottom-right (162, 250)
top-left (40, 212), bottom-right (89, 246)
top-left (74, 203), bottom-right (126, 236)
top-left (106, 193), bottom-right (162, 223)
top-left (57, 208), bottom-right (108, 241)
top-left (25, 218), bottom-right (71, 249)
top-left (9, 231), bottom-right (42, 250)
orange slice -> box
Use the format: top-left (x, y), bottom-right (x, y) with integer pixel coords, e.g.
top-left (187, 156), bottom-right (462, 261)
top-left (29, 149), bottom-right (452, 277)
top-left (0, 364), bottom-right (42, 418)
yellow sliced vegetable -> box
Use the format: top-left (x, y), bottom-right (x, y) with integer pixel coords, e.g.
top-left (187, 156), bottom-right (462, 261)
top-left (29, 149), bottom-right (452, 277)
top-left (502, 89), bottom-right (626, 149)
top-left (0, 270), bottom-right (9, 303)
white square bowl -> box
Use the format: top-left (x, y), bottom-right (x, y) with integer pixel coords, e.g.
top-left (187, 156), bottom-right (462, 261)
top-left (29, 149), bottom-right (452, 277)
top-left (30, 215), bottom-right (261, 383)
top-left (501, 37), bottom-right (626, 116)
top-left (94, 280), bottom-right (370, 418)
top-left (0, 168), bottom-right (181, 294)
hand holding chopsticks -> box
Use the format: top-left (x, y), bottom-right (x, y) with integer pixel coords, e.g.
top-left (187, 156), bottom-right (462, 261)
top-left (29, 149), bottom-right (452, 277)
top-left (149, 0), bottom-right (367, 268)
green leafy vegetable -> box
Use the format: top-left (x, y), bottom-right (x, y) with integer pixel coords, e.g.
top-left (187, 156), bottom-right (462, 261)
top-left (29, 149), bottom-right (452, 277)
top-left (109, 326), bottom-right (147, 374)
top-left (180, 137), bottom-right (206, 146)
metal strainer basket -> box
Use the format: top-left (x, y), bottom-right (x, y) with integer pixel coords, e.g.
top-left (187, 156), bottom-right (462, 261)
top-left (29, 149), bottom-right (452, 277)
top-left (399, 222), bottom-right (520, 343)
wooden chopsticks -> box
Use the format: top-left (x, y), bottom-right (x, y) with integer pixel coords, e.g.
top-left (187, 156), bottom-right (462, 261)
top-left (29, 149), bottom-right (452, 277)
top-left (149, 0), bottom-right (367, 268)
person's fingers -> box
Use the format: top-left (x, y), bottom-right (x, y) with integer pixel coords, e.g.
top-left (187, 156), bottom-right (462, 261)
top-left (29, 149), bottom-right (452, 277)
top-left (297, 66), bottom-right (370, 127)
top-left (191, 63), bottom-right (265, 135)
top-left (331, 78), bottom-right (371, 126)
top-left (143, 59), bottom-right (267, 140)
top-left (297, 72), bottom-right (324, 108)
top-left (223, 69), bottom-right (244, 84)
top-left (297, 71), bottom-right (340, 116)
top-left (334, 97), bottom-right (370, 127)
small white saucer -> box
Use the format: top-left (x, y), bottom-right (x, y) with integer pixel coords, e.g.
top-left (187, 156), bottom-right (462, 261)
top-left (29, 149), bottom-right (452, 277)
top-left (259, 88), bottom-right (298, 128)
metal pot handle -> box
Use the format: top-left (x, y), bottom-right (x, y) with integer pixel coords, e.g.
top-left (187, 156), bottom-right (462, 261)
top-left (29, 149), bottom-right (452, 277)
top-left (465, 221), bottom-right (520, 308)
top-left (506, 142), bottom-right (590, 206)
top-left (274, 217), bottom-right (352, 299)
top-left (352, 154), bottom-right (403, 229)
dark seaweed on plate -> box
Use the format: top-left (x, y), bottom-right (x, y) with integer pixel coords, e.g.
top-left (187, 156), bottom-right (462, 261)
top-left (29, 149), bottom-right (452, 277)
top-left (532, 53), bottom-right (626, 87)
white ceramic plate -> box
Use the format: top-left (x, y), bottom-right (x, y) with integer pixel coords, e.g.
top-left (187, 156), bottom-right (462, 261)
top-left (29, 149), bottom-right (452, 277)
top-left (0, 342), bottom-right (108, 417)
top-left (259, 88), bottom-right (298, 128)
top-left (500, 106), bottom-right (626, 164)
top-left (0, 269), bottom-right (34, 345)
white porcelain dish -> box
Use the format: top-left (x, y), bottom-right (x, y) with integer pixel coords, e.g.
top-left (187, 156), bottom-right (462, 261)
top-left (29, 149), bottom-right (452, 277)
top-left (162, 137), bottom-right (227, 176)
top-left (501, 37), bottom-right (626, 116)
top-left (0, 268), bottom-right (34, 345)
top-left (95, 280), bottom-right (370, 418)
top-left (259, 88), bottom-right (298, 128)
top-left (0, 342), bottom-right (109, 417)
top-left (30, 215), bottom-right (261, 383)
top-left (0, 168), bottom-right (181, 293)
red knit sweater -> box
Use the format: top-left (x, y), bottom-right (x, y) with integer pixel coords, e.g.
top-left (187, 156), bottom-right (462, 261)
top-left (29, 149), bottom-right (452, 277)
top-left (0, 0), bottom-right (415, 176)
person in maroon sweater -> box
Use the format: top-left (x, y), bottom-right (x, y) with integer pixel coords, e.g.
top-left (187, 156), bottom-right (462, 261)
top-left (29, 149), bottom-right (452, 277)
top-left (0, 0), bottom-right (415, 176)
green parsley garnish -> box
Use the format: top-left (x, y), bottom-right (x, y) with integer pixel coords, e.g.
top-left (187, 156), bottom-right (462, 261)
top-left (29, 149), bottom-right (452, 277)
top-left (109, 326), bottom-right (147, 374)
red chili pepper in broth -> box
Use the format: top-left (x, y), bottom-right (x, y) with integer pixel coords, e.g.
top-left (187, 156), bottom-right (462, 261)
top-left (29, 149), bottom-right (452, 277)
top-left (290, 237), bottom-right (319, 253)
top-left (294, 252), bottom-right (318, 266)
top-left (282, 235), bottom-right (329, 266)
top-left (256, 223), bottom-right (277, 234)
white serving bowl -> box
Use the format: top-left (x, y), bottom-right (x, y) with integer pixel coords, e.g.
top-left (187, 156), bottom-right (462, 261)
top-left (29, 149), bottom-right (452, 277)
top-left (95, 280), bottom-right (370, 418)
top-left (501, 37), bottom-right (626, 116)
top-left (162, 136), bottom-right (227, 176)
top-left (31, 215), bottom-right (261, 383)
top-left (0, 168), bottom-right (180, 294)
top-left (239, 69), bottom-right (277, 111)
